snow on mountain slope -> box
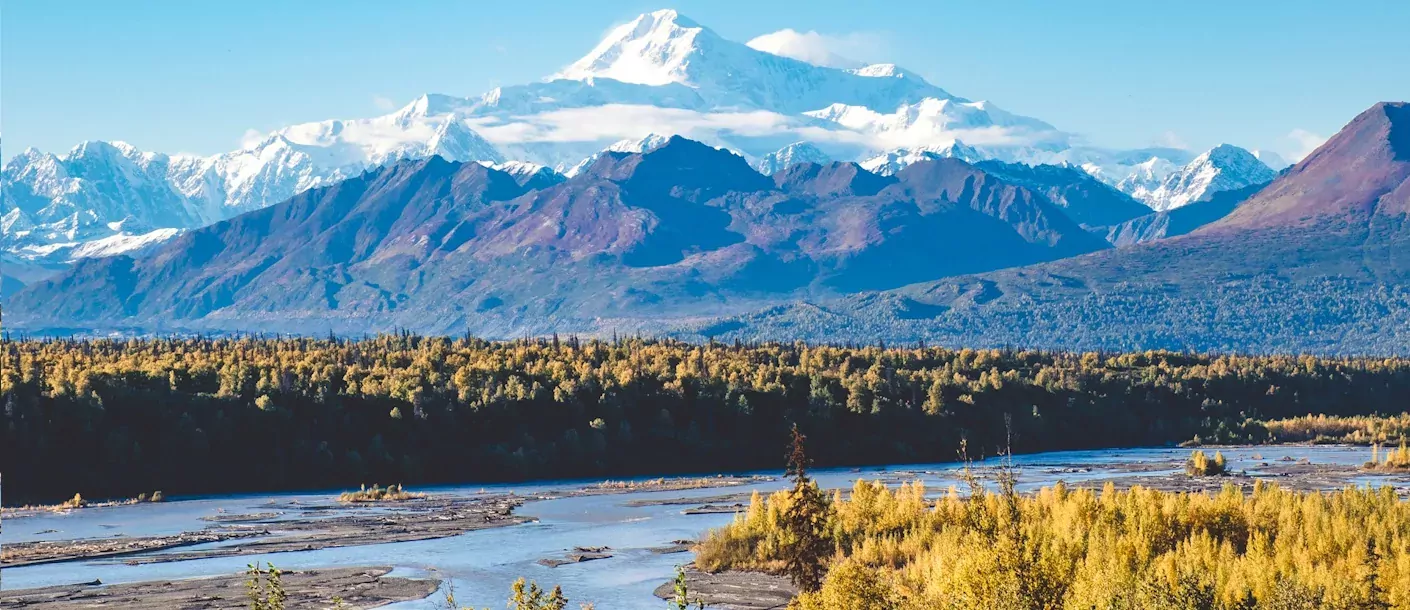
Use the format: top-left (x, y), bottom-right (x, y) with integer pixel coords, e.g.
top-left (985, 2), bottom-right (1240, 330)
top-left (1, 142), bottom-right (202, 266)
top-left (18, 228), bottom-right (183, 262)
top-left (555, 10), bottom-right (706, 86)
top-left (1137, 145), bottom-right (1276, 211)
top-left (1, 99), bottom-right (505, 269)
top-left (563, 134), bottom-right (671, 177)
top-left (1105, 156), bottom-right (1182, 204)
top-left (2, 7), bottom-right (1257, 276)
top-left (0, 9), bottom-right (1082, 264)
top-left (3, 142), bottom-right (203, 231)
top-left (486, 160), bottom-right (566, 189)
top-left (806, 98), bottom-right (1061, 151)
top-left (861, 141), bottom-right (983, 176)
top-left (551, 9), bottom-right (952, 114)
top-left (755, 142), bottom-right (832, 175)
top-left (200, 98), bottom-right (503, 215)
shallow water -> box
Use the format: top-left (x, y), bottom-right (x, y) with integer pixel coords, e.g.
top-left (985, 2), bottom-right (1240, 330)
top-left (3, 445), bottom-right (1401, 608)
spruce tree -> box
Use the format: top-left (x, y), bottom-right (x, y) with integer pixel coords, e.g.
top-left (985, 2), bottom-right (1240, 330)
top-left (781, 424), bottom-right (830, 593)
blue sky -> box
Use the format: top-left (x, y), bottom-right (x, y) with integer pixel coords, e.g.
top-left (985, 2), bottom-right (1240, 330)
top-left (4, 0), bottom-right (1407, 160)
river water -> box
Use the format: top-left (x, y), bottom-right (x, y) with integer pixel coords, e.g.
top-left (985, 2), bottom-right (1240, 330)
top-left (2, 445), bottom-right (1398, 608)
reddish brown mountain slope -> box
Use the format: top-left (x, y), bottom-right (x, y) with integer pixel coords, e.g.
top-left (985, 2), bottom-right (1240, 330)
top-left (1209, 102), bottom-right (1410, 230)
top-left (704, 102), bottom-right (1410, 354)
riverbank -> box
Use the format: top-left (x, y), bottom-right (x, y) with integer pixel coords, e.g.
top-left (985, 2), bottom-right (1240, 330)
top-left (0, 566), bottom-right (438, 609)
top-left (5, 446), bottom-right (1403, 608)
top-left (0, 474), bottom-right (773, 569)
top-left (1073, 454), bottom-right (1393, 494)
top-left (2, 493), bottom-right (528, 568)
top-left (652, 567), bottom-right (795, 610)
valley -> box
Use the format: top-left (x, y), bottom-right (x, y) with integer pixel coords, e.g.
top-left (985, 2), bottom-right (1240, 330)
top-left (4, 4), bottom-right (1409, 609)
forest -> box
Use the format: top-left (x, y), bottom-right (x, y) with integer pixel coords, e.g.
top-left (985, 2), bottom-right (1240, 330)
top-left (4, 334), bottom-right (1410, 505)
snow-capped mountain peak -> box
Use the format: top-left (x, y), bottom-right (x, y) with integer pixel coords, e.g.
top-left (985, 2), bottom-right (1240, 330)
top-left (1137, 144), bottom-right (1276, 211)
top-left (1104, 156), bottom-right (1180, 202)
top-left (562, 133), bottom-right (672, 177)
top-left (548, 9), bottom-right (955, 115)
top-left (426, 118), bottom-right (506, 164)
top-left (3, 147), bottom-right (44, 172)
top-left (1, 99), bottom-right (507, 270)
top-left (3, 8), bottom-right (1243, 287)
top-left (848, 63), bottom-right (905, 78)
top-left (861, 140), bottom-right (983, 176)
top-left (552, 9), bottom-right (708, 86)
top-left (485, 160), bottom-right (566, 189)
top-left (488, 160), bottom-right (546, 176)
top-left (755, 142), bottom-right (832, 175)
top-left (608, 133), bottom-right (670, 153)
top-left (391, 93), bottom-right (473, 125)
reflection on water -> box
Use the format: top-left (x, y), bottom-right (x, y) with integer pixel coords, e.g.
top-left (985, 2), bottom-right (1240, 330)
top-left (2, 445), bottom-right (1402, 608)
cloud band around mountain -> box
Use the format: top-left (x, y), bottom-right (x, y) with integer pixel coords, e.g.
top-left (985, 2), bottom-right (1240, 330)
top-left (463, 104), bottom-right (1063, 152)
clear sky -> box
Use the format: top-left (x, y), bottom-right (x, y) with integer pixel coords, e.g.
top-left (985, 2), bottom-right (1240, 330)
top-left (4, 0), bottom-right (1407, 160)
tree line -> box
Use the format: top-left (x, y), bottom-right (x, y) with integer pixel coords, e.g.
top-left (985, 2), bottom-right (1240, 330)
top-left (4, 334), bottom-right (1409, 505)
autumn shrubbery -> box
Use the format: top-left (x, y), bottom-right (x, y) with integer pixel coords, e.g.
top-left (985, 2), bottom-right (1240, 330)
top-left (337, 483), bottom-right (423, 502)
top-left (1184, 450), bottom-right (1228, 476)
top-left (58, 493), bottom-right (87, 509)
top-left (1262, 412), bottom-right (1410, 445)
top-left (1365, 442), bottom-right (1410, 471)
top-left (696, 477), bottom-right (1410, 609)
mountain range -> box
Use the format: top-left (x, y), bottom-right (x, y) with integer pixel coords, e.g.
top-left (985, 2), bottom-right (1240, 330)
top-left (6, 93), bottom-right (1403, 353)
top-left (7, 137), bottom-right (1130, 335)
top-left (9, 8), bottom-right (1394, 355)
top-left (686, 102), bottom-right (1410, 354)
top-left (2, 9), bottom-right (1280, 287)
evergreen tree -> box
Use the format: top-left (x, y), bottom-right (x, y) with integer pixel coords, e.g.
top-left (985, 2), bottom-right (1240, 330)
top-left (781, 424), bottom-right (831, 593)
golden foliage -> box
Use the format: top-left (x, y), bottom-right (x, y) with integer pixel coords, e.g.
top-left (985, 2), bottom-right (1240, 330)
top-left (337, 483), bottom-right (423, 502)
top-left (8, 335), bottom-right (1410, 503)
top-left (699, 479), bottom-right (1410, 609)
top-left (1367, 442), bottom-right (1410, 472)
top-left (1185, 450), bottom-right (1229, 476)
top-left (59, 493), bottom-right (86, 509)
top-left (1264, 413), bottom-right (1410, 445)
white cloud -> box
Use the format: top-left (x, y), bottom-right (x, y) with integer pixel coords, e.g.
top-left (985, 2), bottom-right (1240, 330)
top-left (745, 29), bottom-right (886, 69)
top-left (464, 104), bottom-right (1061, 154)
top-left (1154, 130), bottom-right (1187, 150)
top-left (238, 128), bottom-right (267, 149)
top-left (1285, 128), bottom-right (1327, 161)
top-left (1251, 150), bottom-right (1291, 171)
top-left (372, 96), bottom-right (397, 111)
top-left (468, 105), bottom-right (798, 144)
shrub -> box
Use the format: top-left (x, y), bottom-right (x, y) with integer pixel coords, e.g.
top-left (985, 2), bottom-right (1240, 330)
top-left (59, 493), bottom-right (86, 509)
top-left (338, 483), bottom-right (423, 502)
top-left (1365, 442), bottom-right (1410, 471)
top-left (245, 562), bottom-right (287, 610)
top-left (1184, 450), bottom-right (1227, 476)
